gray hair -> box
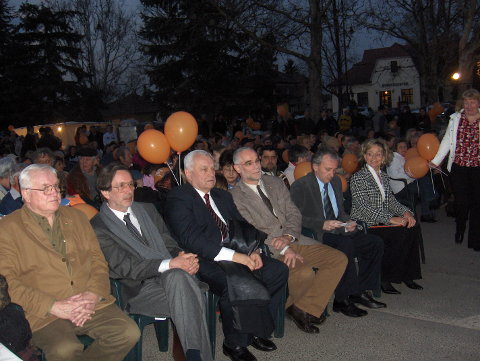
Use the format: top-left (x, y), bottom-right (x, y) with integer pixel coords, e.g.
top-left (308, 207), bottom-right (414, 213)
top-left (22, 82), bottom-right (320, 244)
top-left (312, 148), bottom-right (341, 165)
top-left (0, 157), bottom-right (16, 179)
top-left (19, 164), bottom-right (58, 189)
top-left (9, 163), bottom-right (28, 185)
top-left (184, 150), bottom-right (213, 171)
top-left (232, 147), bottom-right (253, 164)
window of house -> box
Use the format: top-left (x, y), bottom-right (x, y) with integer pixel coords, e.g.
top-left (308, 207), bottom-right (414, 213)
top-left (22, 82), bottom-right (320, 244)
top-left (379, 90), bottom-right (391, 108)
top-left (401, 88), bottom-right (413, 105)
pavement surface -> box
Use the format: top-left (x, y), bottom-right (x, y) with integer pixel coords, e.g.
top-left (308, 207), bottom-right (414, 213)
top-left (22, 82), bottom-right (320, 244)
top-left (142, 206), bottom-right (480, 361)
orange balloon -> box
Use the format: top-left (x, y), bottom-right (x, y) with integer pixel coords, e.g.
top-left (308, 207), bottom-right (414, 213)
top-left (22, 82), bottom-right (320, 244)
top-left (252, 122), bottom-right (261, 130)
top-left (277, 104), bottom-right (288, 118)
top-left (294, 162), bottom-right (312, 180)
top-left (404, 156), bottom-right (429, 178)
top-left (282, 149), bottom-right (289, 163)
top-left (428, 102), bottom-right (444, 121)
top-left (72, 203), bottom-right (98, 220)
top-left (137, 129), bottom-right (171, 164)
top-left (342, 153), bottom-right (358, 174)
top-left (8, 125), bottom-right (14, 131)
top-left (144, 123), bottom-right (154, 130)
top-left (79, 135), bottom-right (88, 145)
top-left (417, 133), bottom-right (439, 161)
top-left (404, 147), bottom-right (419, 160)
top-left (338, 174), bottom-right (348, 192)
top-left (234, 131), bottom-right (245, 140)
top-left (164, 111), bottom-right (198, 152)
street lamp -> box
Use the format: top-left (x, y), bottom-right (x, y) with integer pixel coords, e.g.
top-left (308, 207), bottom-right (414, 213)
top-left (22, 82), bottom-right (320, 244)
top-left (452, 72), bottom-right (461, 80)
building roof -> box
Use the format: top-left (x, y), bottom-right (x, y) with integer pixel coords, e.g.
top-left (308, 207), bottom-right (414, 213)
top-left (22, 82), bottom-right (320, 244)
top-left (344, 43), bottom-right (412, 86)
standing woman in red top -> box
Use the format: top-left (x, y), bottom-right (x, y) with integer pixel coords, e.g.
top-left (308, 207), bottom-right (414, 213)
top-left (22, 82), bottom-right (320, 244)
top-left (431, 89), bottom-right (480, 250)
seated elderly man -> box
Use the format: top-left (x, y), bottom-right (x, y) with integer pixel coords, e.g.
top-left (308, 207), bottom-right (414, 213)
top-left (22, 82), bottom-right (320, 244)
top-left (0, 164), bottom-right (139, 361)
top-left (165, 150), bottom-right (288, 361)
top-left (91, 163), bottom-right (212, 361)
top-left (0, 163), bottom-right (27, 215)
top-left (230, 147), bottom-right (348, 330)
top-left (290, 149), bottom-right (386, 313)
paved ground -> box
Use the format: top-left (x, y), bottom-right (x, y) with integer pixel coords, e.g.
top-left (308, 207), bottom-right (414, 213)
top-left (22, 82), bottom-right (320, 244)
top-left (142, 206), bottom-right (480, 361)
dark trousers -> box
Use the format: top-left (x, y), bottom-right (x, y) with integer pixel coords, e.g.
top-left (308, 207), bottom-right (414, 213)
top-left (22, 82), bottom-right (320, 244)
top-left (198, 255), bottom-right (288, 347)
top-left (450, 164), bottom-right (480, 249)
top-left (368, 225), bottom-right (422, 283)
top-left (323, 232), bottom-right (384, 300)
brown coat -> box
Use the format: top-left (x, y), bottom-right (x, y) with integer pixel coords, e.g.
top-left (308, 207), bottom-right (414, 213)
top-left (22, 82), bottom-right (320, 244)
top-left (0, 206), bottom-right (114, 332)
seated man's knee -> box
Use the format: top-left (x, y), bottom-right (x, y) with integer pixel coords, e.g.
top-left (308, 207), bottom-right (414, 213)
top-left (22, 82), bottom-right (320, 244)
top-left (41, 337), bottom-right (84, 361)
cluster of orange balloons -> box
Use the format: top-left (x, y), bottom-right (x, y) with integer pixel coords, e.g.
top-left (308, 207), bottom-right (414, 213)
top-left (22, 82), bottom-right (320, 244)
top-left (137, 111), bottom-right (198, 164)
top-left (404, 133), bottom-right (440, 178)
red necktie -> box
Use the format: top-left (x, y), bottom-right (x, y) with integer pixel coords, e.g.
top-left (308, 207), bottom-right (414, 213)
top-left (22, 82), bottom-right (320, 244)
top-left (204, 193), bottom-right (228, 240)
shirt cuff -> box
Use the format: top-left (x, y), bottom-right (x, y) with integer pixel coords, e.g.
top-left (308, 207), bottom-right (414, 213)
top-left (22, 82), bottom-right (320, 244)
top-left (280, 245), bottom-right (290, 255)
top-left (214, 247), bottom-right (235, 261)
top-left (158, 259), bottom-right (171, 273)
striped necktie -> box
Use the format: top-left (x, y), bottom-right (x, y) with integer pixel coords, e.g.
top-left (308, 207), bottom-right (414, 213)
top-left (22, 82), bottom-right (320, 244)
top-left (204, 194), bottom-right (228, 240)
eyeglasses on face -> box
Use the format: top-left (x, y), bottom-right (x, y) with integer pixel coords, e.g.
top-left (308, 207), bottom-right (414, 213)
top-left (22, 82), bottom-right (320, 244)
top-left (111, 182), bottom-right (135, 192)
top-left (25, 184), bottom-right (61, 195)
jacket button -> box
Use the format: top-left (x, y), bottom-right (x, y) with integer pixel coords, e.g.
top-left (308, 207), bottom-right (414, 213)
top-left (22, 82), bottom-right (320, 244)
top-left (71, 281), bottom-right (74, 285)
top-left (61, 258), bottom-right (66, 262)
top-left (280, 226), bottom-right (283, 229)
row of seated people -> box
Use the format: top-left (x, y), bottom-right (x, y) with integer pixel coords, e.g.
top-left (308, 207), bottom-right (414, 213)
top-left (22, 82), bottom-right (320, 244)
top-left (0, 142), bottom-right (423, 361)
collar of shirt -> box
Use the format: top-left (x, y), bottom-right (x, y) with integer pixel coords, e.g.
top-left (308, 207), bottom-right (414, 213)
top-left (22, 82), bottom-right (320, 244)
top-left (366, 164), bottom-right (385, 201)
top-left (10, 187), bottom-right (21, 200)
top-left (194, 188), bottom-right (227, 224)
top-left (315, 175), bottom-right (338, 218)
top-left (108, 204), bottom-right (142, 235)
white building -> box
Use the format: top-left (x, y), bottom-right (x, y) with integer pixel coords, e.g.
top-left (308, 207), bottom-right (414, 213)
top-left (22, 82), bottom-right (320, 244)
top-left (332, 43), bottom-right (421, 113)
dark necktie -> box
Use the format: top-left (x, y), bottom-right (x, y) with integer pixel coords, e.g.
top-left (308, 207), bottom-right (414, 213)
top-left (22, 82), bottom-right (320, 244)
top-left (257, 185), bottom-right (277, 217)
top-left (323, 183), bottom-right (336, 220)
top-left (204, 194), bottom-right (228, 240)
top-left (124, 213), bottom-right (148, 245)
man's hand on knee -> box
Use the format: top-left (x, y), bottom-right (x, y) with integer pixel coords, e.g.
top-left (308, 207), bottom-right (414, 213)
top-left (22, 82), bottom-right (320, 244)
top-left (49, 297), bottom-right (95, 325)
top-left (170, 251), bottom-right (199, 275)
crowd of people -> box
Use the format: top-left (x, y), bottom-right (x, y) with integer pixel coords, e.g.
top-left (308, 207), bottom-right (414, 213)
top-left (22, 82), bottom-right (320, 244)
top-left (0, 89), bottom-right (478, 361)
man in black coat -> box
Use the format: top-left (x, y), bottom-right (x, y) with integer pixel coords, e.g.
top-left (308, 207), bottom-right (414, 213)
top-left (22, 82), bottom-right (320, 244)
top-left (165, 150), bottom-right (288, 361)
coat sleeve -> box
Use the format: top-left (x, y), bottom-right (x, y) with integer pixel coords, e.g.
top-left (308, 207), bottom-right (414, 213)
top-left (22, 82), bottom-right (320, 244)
top-left (91, 218), bottom-right (163, 281)
top-left (431, 115), bottom-right (456, 166)
top-left (272, 177), bottom-right (303, 238)
top-left (290, 179), bottom-right (325, 237)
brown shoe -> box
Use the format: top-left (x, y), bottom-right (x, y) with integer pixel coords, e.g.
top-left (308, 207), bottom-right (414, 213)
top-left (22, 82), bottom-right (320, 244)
top-left (286, 305), bottom-right (320, 333)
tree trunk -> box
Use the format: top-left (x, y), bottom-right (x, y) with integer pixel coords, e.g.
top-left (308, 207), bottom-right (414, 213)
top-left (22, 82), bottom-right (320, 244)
top-left (308, 0), bottom-right (323, 122)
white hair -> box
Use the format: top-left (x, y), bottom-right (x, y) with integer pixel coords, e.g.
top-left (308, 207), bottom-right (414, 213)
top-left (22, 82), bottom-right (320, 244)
top-left (232, 147), bottom-right (253, 164)
top-left (184, 150), bottom-right (213, 171)
top-left (19, 164), bottom-right (57, 189)
top-left (0, 157), bottom-right (16, 179)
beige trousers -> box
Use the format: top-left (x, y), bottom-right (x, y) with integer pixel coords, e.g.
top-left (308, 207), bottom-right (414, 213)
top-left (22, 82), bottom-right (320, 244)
top-left (32, 304), bottom-right (140, 361)
top-left (281, 243), bottom-right (347, 317)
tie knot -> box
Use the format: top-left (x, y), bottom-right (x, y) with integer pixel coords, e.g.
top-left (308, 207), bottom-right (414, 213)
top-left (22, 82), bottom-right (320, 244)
top-left (124, 213), bottom-right (130, 221)
top-left (323, 183), bottom-right (329, 192)
top-left (204, 193), bottom-right (209, 202)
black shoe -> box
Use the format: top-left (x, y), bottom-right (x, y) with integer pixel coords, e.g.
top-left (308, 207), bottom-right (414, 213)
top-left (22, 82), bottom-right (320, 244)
top-left (309, 312), bottom-right (327, 325)
top-left (421, 216), bottom-right (437, 223)
top-left (223, 343), bottom-right (257, 361)
top-left (332, 299), bottom-right (368, 317)
top-left (350, 292), bottom-right (387, 309)
top-left (381, 282), bottom-right (401, 295)
top-left (455, 232), bottom-right (464, 244)
top-left (250, 336), bottom-right (276, 352)
top-left (404, 280), bottom-right (423, 290)
top-left (286, 305), bottom-right (320, 333)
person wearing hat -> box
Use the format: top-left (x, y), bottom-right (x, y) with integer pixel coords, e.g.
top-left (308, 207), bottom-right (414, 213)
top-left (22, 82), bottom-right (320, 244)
top-left (67, 148), bottom-right (102, 208)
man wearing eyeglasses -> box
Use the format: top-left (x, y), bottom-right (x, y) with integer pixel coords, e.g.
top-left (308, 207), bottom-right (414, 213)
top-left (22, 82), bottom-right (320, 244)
top-left (91, 162), bottom-right (212, 361)
top-left (0, 164), bottom-right (140, 361)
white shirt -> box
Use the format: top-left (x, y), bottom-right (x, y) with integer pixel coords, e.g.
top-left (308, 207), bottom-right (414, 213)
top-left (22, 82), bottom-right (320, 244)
top-left (108, 205), bottom-right (171, 272)
top-left (193, 188), bottom-right (235, 262)
top-left (283, 162), bottom-right (296, 186)
top-left (366, 164), bottom-right (386, 201)
top-left (387, 152), bottom-right (415, 194)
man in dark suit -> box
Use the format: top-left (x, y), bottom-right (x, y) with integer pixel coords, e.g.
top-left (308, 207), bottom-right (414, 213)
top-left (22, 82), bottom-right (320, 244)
top-left (91, 163), bottom-right (212, 361)
top-left (165, 150), bottom-right (288, 361)
top-left (290, 149), bottom-right (386, 315)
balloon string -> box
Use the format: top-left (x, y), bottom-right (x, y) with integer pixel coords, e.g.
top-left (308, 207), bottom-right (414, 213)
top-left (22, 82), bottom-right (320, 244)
top-left (428, 164), bottom-right (448, 177)
top-left (429, 168), bottom-right (436, 195)
top-left (167, 162), bottom-right (180, 186)
top-left (178, 152), bottom-right (182, 185)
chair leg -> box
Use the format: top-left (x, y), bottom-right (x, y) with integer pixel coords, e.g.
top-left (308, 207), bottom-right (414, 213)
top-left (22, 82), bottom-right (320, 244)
top-left (206, 292), bottom-right (218, 359)
top-left (154, 319), bottom-right (169, 352)
top-left (274, 284), bottom-right (287, 338)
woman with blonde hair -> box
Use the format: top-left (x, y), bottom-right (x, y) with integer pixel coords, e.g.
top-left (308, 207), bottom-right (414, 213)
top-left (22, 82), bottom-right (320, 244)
top-left (350, 138), bottom-right (423, 294)
top-left (431, 89), bottom-right (480, 249)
